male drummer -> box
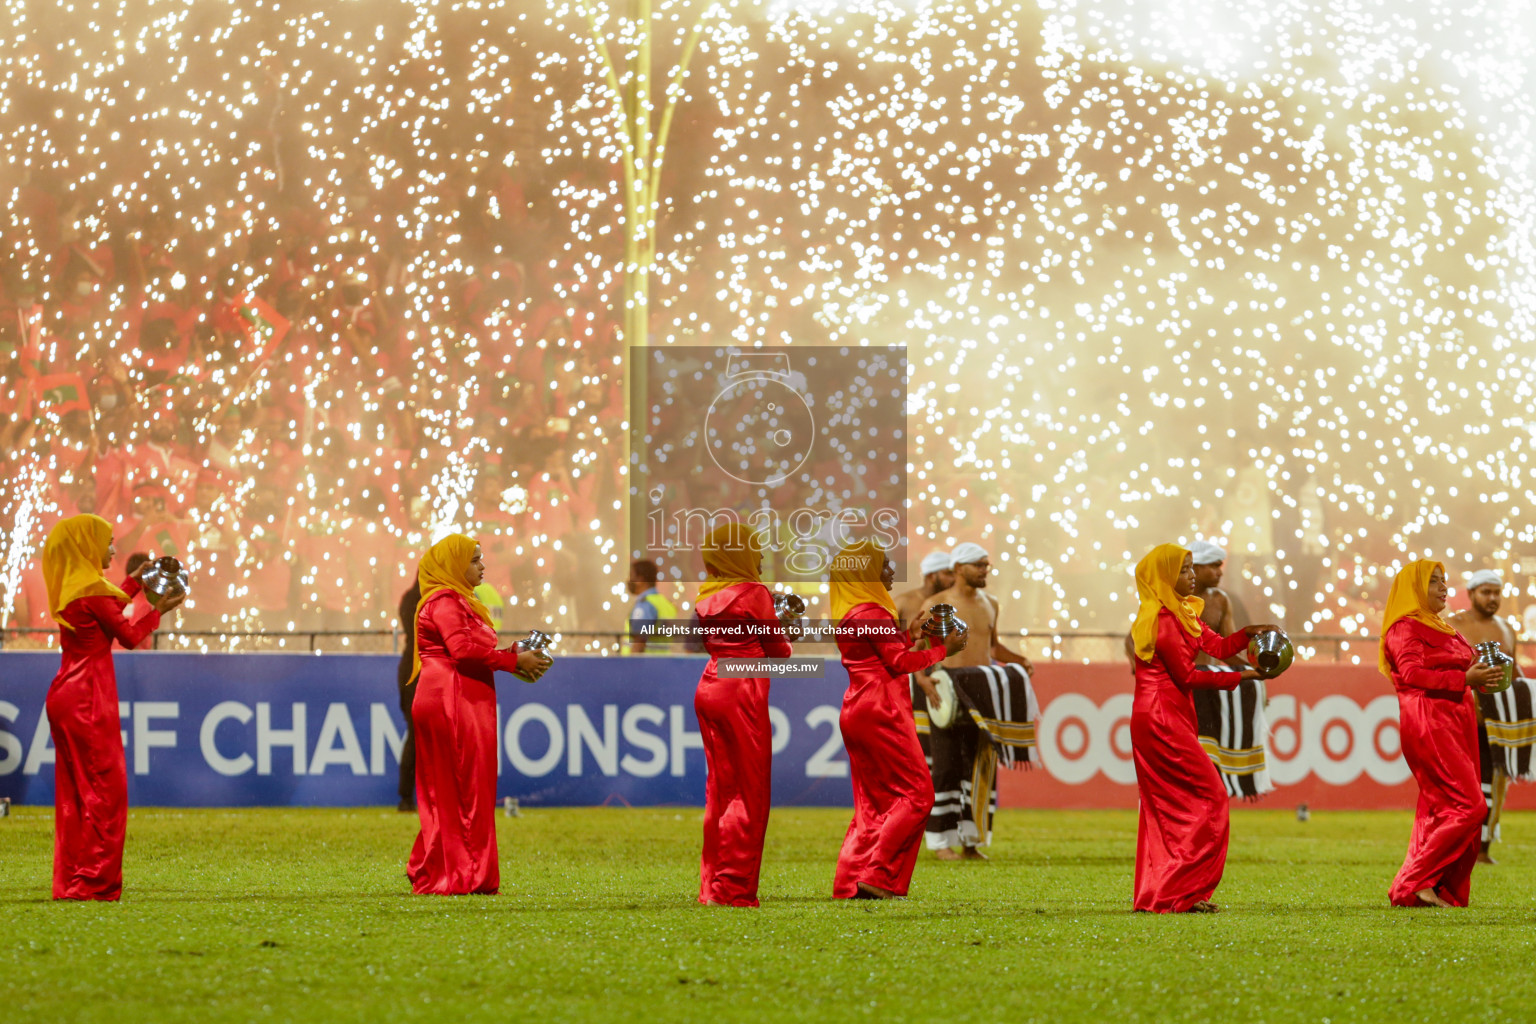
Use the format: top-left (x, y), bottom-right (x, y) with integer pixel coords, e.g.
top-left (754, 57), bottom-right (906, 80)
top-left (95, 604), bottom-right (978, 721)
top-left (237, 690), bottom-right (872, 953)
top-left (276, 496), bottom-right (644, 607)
top-left (1447, 568), bottom-right (1517, 864)
top-left (914, 542), bottom-right (1033, 860)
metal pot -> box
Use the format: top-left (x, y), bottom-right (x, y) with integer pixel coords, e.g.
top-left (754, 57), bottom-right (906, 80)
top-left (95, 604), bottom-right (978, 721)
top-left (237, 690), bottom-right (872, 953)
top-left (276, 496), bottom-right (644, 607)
top-left (1473, 641), bottom-right (1515, 694)
top-left (514, 629), bottom-right (554, 683)
top-left (772, 592), bottom-right (806, 628)
top-left (922, 603), bottom-right (968, 639)
top-left (140, 555), bottom-right (189, 601)
top-left (1247, 630), bottom-right (1294, 679)
top-left (520, 629), bottom-right (554, 652)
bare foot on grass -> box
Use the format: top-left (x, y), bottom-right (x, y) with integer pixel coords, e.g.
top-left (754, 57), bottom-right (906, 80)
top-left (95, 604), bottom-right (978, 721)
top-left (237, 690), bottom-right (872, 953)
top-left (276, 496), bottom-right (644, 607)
top-left (1414, 888), bottom-right (1452, 908)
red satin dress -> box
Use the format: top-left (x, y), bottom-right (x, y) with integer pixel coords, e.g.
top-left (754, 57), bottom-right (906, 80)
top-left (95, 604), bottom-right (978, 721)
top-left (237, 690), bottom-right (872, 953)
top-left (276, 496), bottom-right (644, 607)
top-left (407, 590), bottom-right (523, 895)
top-left (47, 576), bottom-right (161, 900)
top-left (695, 582), bottom-right (791, 906)
top-left (833, 602), bottom-right (947, 898)
top-left (1132, 609), bottom-right (1249, 912)
top-left (1384, 619), bottom-right (1482, 907)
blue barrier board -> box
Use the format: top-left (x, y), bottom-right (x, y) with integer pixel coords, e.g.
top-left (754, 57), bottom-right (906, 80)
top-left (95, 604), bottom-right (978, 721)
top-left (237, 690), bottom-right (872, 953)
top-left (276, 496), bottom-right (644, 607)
top-left (0, 653), bottom-right (857, 807)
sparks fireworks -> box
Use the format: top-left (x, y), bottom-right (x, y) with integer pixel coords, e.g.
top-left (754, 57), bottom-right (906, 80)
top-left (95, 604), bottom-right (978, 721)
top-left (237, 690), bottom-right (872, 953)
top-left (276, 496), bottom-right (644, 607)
top-left (1, 0), bottom-right (1531, 654)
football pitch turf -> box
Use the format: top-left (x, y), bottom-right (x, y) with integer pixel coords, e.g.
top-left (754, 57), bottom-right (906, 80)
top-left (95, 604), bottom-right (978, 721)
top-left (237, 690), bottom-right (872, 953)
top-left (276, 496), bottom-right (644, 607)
top-left (2, 807), bottom-right (1532, 1023)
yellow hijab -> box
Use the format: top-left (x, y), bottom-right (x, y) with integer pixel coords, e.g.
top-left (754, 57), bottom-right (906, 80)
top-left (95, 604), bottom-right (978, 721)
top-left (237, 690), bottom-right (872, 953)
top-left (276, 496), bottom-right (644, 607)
top-left (408, 534), bottom-right (494, 686)
top-left (43, 513), bottom-right (128, 630)
top-left (1130, 542), bottom-right (1206, 663)
top-left (829, 539), bottom-right (898, 622)
top-left (698, 522), bottom-right (762, 600)
top-left (1378, 560), bottom-right (1458, 677)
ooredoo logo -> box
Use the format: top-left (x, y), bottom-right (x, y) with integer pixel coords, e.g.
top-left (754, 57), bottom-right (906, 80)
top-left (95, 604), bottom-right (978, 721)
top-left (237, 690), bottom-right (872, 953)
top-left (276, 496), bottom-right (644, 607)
top-left (1036, 694), bottom-right (1409, 785)
top-left (1265, 694), bottom-right (1408, 786)
top-left (1036, 694), bottom-right (1135, 785)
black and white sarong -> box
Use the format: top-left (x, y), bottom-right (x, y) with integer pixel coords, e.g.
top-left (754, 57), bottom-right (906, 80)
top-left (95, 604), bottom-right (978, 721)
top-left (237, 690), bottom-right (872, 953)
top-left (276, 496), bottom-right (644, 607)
top-left (1478, 677), bottom-right (1536, 782)
top-left (1191, 670), bottom-right (1274, 799)
top-left (1477, 677), bottom-right (1536, 845)
top-left (912, 664), bottom-right (1039, 850)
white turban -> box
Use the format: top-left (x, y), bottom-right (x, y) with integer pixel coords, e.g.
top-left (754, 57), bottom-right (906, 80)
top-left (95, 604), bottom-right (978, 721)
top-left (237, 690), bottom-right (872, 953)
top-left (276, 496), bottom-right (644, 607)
top-left (951, 542), bottom-right (989, 566)
top-left (1189, 540), bottom-right (1227, 566)
top-left (1466, 569), bottom-right (1503, 591)
top-left (920, 550), bottom-right (954, 575)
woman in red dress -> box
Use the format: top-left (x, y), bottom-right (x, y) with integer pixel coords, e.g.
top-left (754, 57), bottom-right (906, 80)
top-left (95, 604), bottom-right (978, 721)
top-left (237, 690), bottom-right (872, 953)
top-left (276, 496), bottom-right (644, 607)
top-left (830, 540), bottom-right (967, 899)
top-left (694, 522), bottom-right (791, 907)
top-left (1380, 560), bottom-right (1500, 907)
top-left (1129, 542), bottom-right (1278, 913)
top-left (42, 513), bottom-right (182, 900)
top-left (406, 534), bottom-right (551, 895)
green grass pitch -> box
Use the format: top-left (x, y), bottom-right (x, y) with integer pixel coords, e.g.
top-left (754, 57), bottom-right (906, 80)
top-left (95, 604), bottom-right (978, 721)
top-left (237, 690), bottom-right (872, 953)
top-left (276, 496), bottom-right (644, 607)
top-left (2, 806), bottom-right (1533, 1022)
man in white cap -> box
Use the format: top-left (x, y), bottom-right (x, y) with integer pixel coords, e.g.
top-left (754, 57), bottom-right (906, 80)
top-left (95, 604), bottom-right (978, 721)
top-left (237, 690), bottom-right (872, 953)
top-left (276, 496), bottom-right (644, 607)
top-left (895, 549), bottom-right (956, 639)
top-left (1189, 540), bottom-right (1248, 667)
top-left (1448, 569), bottom-right (1518, 864)
top-left (913, 542), bottom-right (1034, 860)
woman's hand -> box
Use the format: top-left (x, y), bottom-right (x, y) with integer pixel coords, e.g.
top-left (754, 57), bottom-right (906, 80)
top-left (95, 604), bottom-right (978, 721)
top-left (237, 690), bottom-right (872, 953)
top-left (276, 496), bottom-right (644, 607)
top-left (942, 627), bottom-right (969, 657)
top-left (910, 608), bottom-right (934, 638)
top-left (516, 649), bottom-right (553, 680)
top-left (150, 589), bottom-right (186, 615)
top-left (130, 559), bottom-right (152, 580)
top-left (1467, 664), bottom-right (1504, 691)
top-left (1242, 624), bottom-right (1283, 637)
top-left (1237, 669), bottom-right (1265, 682)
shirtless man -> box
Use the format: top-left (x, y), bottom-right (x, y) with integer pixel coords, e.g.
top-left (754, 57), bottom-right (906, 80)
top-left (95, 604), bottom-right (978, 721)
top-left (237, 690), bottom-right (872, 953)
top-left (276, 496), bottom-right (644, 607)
top-left (1447, 568), bottom-right (1517, 865)
top-left (917, 543), bottom-right (1033, 678)
top-left (1190, 540), bottom-right (1248, 667)
top-left (895, 549), bottom-right (956, 636)
top-left (914, 542), bottom-right (1033, 860)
